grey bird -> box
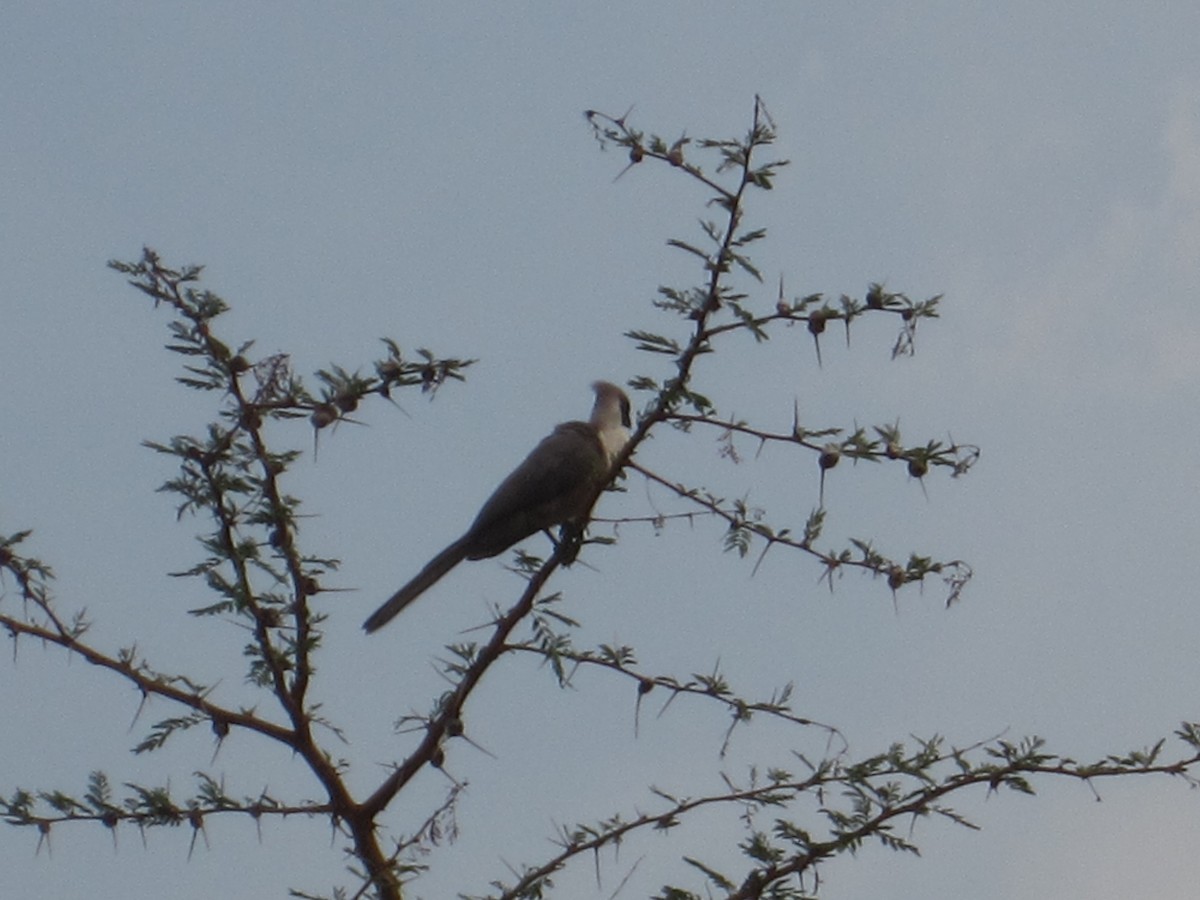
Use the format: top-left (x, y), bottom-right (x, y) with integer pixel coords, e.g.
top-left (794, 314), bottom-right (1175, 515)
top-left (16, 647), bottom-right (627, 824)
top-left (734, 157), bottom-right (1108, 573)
top-left (363, 381), bottom-right (631, 632)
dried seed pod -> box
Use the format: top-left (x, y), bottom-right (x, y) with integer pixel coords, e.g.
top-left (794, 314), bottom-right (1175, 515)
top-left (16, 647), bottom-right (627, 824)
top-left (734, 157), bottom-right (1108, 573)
top-left (819, 444), bottom-right (841, 470)
top-left (310, 404), bottom-right (338, 430)
top-left (269, 527), bottom-right (290, 551)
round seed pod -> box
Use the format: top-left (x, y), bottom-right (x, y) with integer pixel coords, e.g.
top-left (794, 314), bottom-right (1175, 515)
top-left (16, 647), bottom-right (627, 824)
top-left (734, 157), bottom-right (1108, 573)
top-left (310, 404), bottom-right (338, 430)
top-left (819, 444), bottom-right (841, 470)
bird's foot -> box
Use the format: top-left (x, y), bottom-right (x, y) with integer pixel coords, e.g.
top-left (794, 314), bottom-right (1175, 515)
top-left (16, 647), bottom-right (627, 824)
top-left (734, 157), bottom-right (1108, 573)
top-left (548, 522), bottom-right (586, 565)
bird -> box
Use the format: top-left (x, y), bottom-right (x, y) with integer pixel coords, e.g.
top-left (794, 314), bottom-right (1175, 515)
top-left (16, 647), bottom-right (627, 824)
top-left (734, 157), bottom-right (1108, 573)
top-left (363, 381), bottom-right (632, 632)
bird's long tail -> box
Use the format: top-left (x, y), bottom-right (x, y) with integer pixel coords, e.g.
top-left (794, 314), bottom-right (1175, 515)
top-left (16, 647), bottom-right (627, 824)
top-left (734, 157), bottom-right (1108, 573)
top-left (363, 536), bottom-right (471, 632)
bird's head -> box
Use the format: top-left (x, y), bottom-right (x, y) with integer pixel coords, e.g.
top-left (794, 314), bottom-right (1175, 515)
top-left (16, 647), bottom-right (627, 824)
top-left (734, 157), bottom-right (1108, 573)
top-left (591, 381), bottom-right (631, 429)
top-left (590, 381), bottom-right (632, 461)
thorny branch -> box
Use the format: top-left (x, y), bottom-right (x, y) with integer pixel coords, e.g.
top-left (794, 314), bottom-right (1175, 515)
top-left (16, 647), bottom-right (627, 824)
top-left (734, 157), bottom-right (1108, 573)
top-left (3, 98), bottom-right (1196, 900)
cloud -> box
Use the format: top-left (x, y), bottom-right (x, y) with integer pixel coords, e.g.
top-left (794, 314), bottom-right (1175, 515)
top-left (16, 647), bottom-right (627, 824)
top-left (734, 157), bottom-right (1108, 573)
top-left (1009, 782), bottom-right (1200, 899)
top-left (985, 84), bottom-right (1200, 394)
top-left (1163, 85), bottom-right (1200, 276)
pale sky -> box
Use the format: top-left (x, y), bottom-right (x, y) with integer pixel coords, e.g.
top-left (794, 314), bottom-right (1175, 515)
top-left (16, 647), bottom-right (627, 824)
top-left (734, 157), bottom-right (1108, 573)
top-left (3, 4), bottom-right (1200, 899)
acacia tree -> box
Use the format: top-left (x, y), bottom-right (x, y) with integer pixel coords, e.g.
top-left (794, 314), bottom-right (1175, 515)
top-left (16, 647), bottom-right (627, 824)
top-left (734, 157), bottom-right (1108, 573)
top-left (3, 98), bottom-right (1199, 899)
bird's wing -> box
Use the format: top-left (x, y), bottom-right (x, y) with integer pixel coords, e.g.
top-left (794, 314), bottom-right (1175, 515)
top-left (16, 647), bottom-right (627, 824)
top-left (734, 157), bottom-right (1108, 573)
top-left (463, 421), bottom-right (607, 559)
